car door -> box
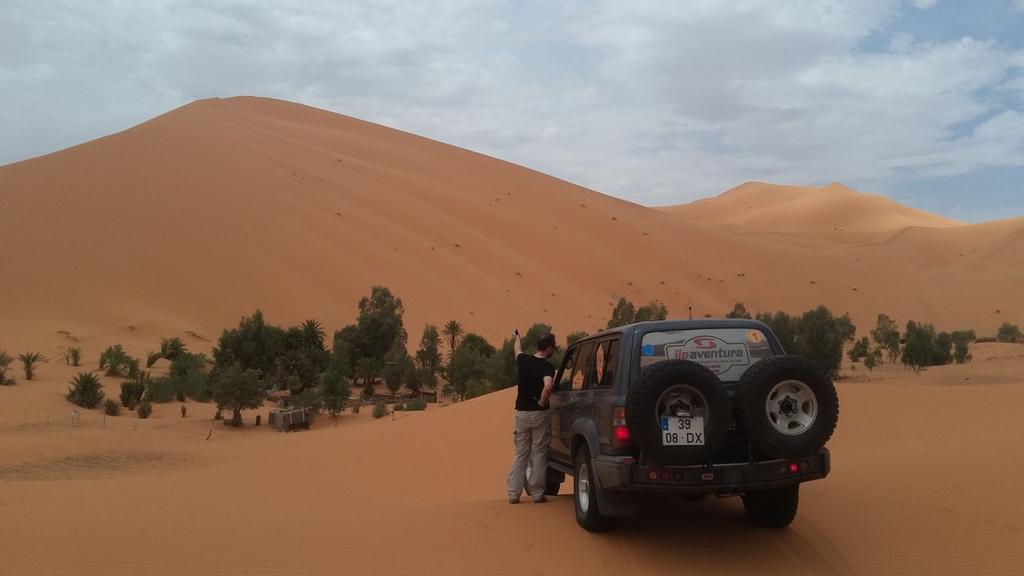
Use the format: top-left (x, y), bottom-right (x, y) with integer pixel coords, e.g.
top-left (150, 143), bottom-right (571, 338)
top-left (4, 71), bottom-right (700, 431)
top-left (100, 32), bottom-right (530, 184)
top-left (548, 345), bottom-right (579, 463)
top-left (550, 342), bottom-right (595, 463)
top-left (581, 337), bottom-right (621, 451)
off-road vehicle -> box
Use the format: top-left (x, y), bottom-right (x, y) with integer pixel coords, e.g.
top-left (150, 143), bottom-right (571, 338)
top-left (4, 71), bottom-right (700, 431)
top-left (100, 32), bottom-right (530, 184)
top-left (544, 319), bottom-right (838, 531)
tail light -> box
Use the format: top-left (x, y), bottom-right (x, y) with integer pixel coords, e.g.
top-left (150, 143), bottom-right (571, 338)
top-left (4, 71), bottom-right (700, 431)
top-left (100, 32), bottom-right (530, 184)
top-left (613, 407), bottom-right (630, 448)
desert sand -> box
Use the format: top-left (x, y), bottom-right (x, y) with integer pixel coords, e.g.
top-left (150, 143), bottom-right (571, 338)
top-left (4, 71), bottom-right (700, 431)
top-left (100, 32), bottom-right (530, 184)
top-left (1, 346), bottom-right (1023, 575)
top-left (1, 96), bottom-right (1023, 575)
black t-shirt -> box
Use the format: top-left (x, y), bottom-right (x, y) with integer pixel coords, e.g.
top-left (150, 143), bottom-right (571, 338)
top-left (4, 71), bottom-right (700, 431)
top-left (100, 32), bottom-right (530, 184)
top-left (515, 353), bottom-right (555, 411)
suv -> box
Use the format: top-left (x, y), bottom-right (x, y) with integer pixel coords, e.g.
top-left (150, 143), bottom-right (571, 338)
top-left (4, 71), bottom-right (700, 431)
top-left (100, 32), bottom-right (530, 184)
top-left (544, 319), bottom-right (838, 531)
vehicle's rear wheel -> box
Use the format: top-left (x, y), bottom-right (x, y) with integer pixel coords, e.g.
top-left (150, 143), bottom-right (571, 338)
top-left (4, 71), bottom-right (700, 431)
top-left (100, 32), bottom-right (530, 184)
top-left (544, 467), bottom-right (564, 496)
top-left (742, 484), bottom-right (799, 528)
top-left (574, 446), bottom-right (615, 532)
top-left (626, 360), bottom-right (730, 465)
top-left (734, 357), bottom-right (839, 459)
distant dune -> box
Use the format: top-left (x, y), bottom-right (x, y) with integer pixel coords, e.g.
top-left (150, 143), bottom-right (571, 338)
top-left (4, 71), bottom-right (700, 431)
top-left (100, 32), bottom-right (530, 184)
top-left (658, 181), bottom-right (960, 236)
top-left (0, 96), bottom-right (1021, 358)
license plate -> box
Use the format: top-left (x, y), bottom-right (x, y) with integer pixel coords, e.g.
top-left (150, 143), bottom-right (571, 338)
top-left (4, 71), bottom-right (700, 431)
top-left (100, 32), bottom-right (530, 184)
top-left (661, 416), bottom-right (705, 446)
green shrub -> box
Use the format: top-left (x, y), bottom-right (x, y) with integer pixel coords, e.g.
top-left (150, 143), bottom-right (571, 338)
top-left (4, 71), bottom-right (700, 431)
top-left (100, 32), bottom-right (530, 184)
top-left (103, 399), bottom-right (120, 416)
top-left (296, 386), bottom-right (320, 411)
top-left (372, 400), bottom-right (388, 419)
top-left (361, 379), bottom-right (377, 400)
top-left (933, 332), bottom-right (954, 365)
top-left (847, 337), bottom-right (870, 363)
top-left (180, 404), bottom-right (187, 418)
top-left (0, 351), bottom-right (14, 385)
top-left (160, 337), bottom-right (187, 361)
top-left (607, 298), bottom-right (668, 328)
top-left (137, 401), bottom-right (153, 419)
top-left (404, 397), bottom-right (427, 411)
top-left (99, 345), bottom-right (134, 377)
top-left (64, 346), bottom-right (82, 367)
top-left (18, 352), bottom-right (47, 381)
top-left (67, 372), bottom-right (104, 408)
top-left (952, 330), bottom-right (976, 363)
top-left (997, 323), bottom-right (1023, 343)
top-left (120, 379), bottom-right (146, 409)
top-left (145, 350), bottom-right (163, 368)
top-left (319, 368), bottom-right (350, 418)
top-left (211, 365), bottom-right (265, 427)
top-left (726, 303), bottom-right (753, 319)
top-left (143, 375), bottom-right (176, 403)
top-left (168, 352), bottom-right (210, 400)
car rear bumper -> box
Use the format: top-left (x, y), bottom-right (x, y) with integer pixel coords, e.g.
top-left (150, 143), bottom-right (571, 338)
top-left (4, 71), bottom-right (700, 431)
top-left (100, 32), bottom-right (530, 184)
top-left (592, 448), bottom-right (830, 495)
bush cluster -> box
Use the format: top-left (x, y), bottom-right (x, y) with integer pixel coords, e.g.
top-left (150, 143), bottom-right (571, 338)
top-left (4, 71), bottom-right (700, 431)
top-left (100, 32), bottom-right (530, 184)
top-left (137, 401), bottom-right (153, 419)
top-left (63, 346), bottom-right (82, 367)
top-left (67, 373), bottom-right (104, 408)
top-left (99, 345), bottom-right (139, 378)
top-left (403, 397), bottom-right (427, 411)
top-left (103, 399), bottom-right (120, 416)
top-left (607, 297), bottom-right (668, 329)
top-left (371, 401), bottom-right (388, 419)
top-left (751, 305), bottom-right (855, 380)
top-left (0, 351), bottom-right (14, 386)
top-left (997, 323), bottom-right (1023, 343)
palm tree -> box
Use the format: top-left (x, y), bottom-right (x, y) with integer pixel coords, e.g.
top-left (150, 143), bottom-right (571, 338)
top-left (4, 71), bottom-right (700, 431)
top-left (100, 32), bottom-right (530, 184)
top-left (442, 320), bottom-right (464, 359)
top-left (300, 319), bottom-right (325, 348)
top-left (160, 337), bottom-right (187, 361)
top-left (18, 352), bottom-right (46, 381)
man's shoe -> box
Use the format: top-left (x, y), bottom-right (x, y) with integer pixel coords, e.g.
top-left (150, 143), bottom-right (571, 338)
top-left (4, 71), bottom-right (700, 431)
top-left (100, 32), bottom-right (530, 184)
top-left (508, 497), bottom-right (520, 504)
top-left (533, 496), bottom-right (548, 504)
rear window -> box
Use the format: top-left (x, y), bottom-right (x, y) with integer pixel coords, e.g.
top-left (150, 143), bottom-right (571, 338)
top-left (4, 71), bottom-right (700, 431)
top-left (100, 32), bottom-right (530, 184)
top-left (639, 328), bottom-right (774, 382)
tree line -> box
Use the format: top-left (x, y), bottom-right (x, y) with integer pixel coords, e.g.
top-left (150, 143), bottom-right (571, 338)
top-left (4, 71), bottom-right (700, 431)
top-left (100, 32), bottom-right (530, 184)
top-left (38, 287), bottom-right (1024, 422)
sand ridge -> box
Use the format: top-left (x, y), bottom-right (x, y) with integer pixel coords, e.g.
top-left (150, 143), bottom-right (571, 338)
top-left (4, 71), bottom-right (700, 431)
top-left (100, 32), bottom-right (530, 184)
top-left (1, 96), bottom-right (1021, 358)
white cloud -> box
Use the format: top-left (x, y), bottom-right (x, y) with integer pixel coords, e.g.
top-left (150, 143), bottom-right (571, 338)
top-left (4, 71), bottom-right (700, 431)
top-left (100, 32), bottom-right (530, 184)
top-left (0, 0), bottom-right (1021, 208)
top-left (911, 0), bottom-right (938, 10)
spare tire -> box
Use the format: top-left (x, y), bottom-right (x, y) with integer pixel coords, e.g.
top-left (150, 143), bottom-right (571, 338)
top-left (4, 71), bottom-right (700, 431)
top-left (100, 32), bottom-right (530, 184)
top-left (733, 357), bottom-right (839, 459)
top-left (626, 360), bottom-right (730, 465)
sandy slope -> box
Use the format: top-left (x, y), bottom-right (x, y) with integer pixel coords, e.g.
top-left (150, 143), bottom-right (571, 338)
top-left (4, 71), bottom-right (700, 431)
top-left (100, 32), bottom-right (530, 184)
top-left (1, 345), bottom-right (1023, 575)
top-left (658, 181), bottom-right (960, 238)
top-left (1, 96), bottom-right (1023, 574)
top-left (1, 96), bottom-right (1021, 363)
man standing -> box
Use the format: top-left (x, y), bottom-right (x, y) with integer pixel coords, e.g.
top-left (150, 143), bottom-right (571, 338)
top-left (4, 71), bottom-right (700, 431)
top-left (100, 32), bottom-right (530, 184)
top-left (506, 330), bottom-right (557, 504)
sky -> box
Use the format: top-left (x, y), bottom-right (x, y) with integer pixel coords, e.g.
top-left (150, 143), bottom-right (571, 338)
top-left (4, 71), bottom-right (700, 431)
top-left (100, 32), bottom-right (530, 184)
top-left (2, 1), bottom-right (1022, 222)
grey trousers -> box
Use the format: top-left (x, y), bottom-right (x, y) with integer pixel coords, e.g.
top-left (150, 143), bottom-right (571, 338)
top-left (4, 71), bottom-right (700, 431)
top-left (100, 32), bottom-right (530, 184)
top-left (506, 409), bottom-right (552, 500)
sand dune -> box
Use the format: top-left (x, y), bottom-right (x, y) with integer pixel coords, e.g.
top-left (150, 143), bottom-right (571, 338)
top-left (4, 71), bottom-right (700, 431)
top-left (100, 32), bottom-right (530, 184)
top-left (1, 96), bottom-right (1021, 362)
top-left (1, 96), bottom-right (1023, 575)
top-left (658, 181), bottom-right (960, 237)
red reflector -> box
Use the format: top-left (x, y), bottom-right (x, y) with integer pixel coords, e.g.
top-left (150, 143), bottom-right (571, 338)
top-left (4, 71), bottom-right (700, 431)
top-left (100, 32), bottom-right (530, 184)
top-left (660, 472), bottom-right (671, 481)
top-left (647, 471), bottom-right (658, 481)
top-left (789, 463), bottom-right (799, 473)
top-left (673, 472), bottom-right (684, 481)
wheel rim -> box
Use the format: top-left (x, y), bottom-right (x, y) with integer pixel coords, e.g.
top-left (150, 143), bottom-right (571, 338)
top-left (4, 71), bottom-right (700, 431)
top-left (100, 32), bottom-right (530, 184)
top-left (578, 461), bottom-right (591, 514)
top-left (655, 383), bottom-right (708, 425)
top-left (765, 379), bottom-right (817, 435)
